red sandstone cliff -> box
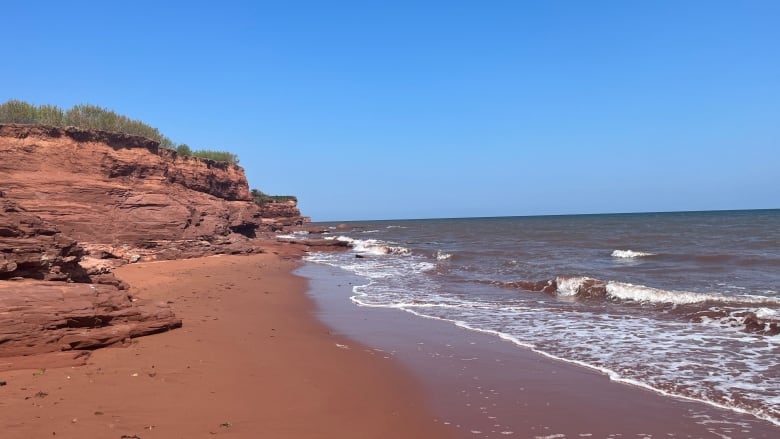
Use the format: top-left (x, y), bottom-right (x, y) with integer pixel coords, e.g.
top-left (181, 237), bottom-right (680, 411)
top-left (0, 123), bottom-right (304, 360)
top-left (0, 123), bottom-right (303, 247)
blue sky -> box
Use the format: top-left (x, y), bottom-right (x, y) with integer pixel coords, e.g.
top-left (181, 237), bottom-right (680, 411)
top-left (2, 1), bottom-right (778, 221)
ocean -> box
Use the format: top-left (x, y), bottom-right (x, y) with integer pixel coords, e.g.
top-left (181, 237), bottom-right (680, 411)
top-left (295, 210), bottom-right (780, 428)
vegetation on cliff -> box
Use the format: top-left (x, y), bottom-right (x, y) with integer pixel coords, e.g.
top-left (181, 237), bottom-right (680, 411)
top-left (0, 100), bottom-right (238, 164)
top-left (251, 189), bottom-right (297, 206)
top-left (1, 100), bottom-right (297, 205)
top-left (184, 148), bottom-right (240, 165)
top-left (0, 100), bottom-right (176, 149)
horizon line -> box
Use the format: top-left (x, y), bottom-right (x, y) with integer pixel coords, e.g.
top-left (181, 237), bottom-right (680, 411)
top-left (311, 207), bottom-right (780, 223)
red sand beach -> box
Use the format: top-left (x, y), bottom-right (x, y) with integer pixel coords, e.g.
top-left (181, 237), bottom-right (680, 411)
top-left (2, 248), bottom-right (778, 438)
top-left (0, 250), bottom-right (453, 438)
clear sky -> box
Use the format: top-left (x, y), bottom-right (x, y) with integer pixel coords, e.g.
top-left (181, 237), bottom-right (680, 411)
top-left (2, 1), bottom-right (778, 221)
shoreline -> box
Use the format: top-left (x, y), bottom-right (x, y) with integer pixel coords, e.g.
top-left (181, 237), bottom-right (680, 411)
top-left (0, 249), bottom-right (453, 438)
top-left (300, 261), bottom-right (780, 438)
top-left (3, 246), bottom-right (777, 438)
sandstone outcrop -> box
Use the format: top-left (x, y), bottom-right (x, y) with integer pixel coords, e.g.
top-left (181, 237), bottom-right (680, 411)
top-left (0, 199), bottom-right (180, 357)
top-left (0, 198), bottom-right (86, 282)
top-left (0, 123), bottom-right (304, 360)
top-left (0, 123), bottom-right (304, 254)
top-left (0, 280), bottom-right (181, 357)
top-left (0, 193), bottom-right (180, 358)
top-left (258, 200), bottom-right (306, 229)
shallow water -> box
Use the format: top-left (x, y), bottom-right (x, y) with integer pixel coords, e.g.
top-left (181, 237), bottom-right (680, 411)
top-left (301, 210), bottom-right (780, 426)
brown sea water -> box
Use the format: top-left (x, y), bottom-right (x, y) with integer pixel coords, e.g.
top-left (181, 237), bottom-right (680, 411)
top-left (298, 210), bottom-right (780, 427)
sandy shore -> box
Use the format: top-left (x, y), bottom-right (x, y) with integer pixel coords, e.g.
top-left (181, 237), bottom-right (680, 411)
top-left (0, 248), bottom-right (453, 438)
top-left (4, 248), bottom-right (777, 439)
top-left (303, 263), bottom-right (780, 438)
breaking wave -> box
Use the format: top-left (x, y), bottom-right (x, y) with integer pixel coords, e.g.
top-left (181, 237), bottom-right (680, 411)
top-left (304, 212), bottom-right (780, 428)
top-left (329, 236), bottom-right (411, 256)
top-left (275, 230), bottom-right (310, 239)
top-left (494, 276), bottom-right (780, 336)
top-left (611, 249), bottom-right (657, 258)
top-left (436, 250), bottom-right (453, 261)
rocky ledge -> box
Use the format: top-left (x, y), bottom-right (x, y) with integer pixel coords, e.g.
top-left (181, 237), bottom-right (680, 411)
top-left (0, 123), bottom-right (305, 250)
top-left (0, 280), bottom-right (181, 357)
top-left (0, 196), bottom-right (180, 359)
top-left (0, 123), bottom-right (308, 362)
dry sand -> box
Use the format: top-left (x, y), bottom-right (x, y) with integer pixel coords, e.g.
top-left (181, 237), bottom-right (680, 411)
top-left (6, 246), bottom-right (777, 439)
top-left (0, 248), bottom-right (454, 438)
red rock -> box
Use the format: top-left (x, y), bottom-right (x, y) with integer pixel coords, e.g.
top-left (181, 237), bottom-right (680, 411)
top-left (0, 123), bottom-right (307, 358)
top-left (0, 124), bottom-right (304, 248)
top-left (0, 198), bottom-right (87, 282)
top-left (0, 280), bottom-right (181, 357)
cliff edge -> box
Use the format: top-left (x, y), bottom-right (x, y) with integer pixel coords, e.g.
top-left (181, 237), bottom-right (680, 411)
top-left (0, 123), bottom-right (304, 362)
top-left (0, 123), bottom-right (304, 247)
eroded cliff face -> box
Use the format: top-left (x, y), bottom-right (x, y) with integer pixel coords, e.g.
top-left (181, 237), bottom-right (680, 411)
top-left (0, 124), bottom-right (302, 246)
top-left (0, 193), bottom-right (182, 359)
top-left (0, 123), bottom-right (303, 360)
top-left (0, 198), bottom-right (85, 281)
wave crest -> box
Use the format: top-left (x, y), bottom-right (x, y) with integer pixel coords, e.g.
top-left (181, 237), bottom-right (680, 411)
top-left (334, 236), bottom-right (411, 256)
top-left (436, 250), bottom-right (453, 261)
top-left (492, 277), bottom-right (780, 336)
top-left (611, 249), bottom-right (657, 258)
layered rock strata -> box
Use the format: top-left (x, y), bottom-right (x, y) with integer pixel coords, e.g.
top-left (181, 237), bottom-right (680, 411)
top-left (0, 123), bottom-right (306, 359)
top-left (0, 123), bottom-right (304, 252)
top-left (0, 198), bottom-right (86, 282)
top-left (0, 194), bottom-right (180, 358)
top-left (0, 280), bottom-right (181, 357)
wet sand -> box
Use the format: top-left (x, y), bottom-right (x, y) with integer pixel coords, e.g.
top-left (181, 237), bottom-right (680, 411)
top-left (0, 249), bottom-right (453, 438)
top-left (3, 249), bottom-right (778, 439)
top-left (301, 262), bottom-right (780, 438)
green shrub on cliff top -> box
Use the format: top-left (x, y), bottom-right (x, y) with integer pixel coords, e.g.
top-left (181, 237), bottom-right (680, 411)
top-left (251, 188), bottom-right (297, 205)
top-left (176, 143), bottom-right (193, 156)
top-left (37, 104), bottom-right (66, 126)
top-left (64, 104), bottom-right (176, 149)
top-left (190, 149), bottom-right (240, 165)
top-left (0, 100), bottom-right (38, 124)
top-left (0, 100), bottom-right (242, 164)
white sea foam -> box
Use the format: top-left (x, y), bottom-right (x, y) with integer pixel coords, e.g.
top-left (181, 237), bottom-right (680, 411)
top-left (332, 236), bottom-right (411, 255)
top-left (611, 249), bottom-right (656, 258)
top-left (436, 250), bottom-right (453, 261)
top-left (302, 217), bottom-right (780, 428)
top-left (553, 277), bottom-right (780, 307)
top-left (606, 282), bottom-right (780, 306)
top-left (305, 251), bottom-right (780, 426)
top-left (275, 230), bottom-right (309, 239)
top-left (606, 282), bottom-right (718, 304)
top-left (555, 276), bottom-right (592, 297)
top-left (755, 307), bottom-right (780, 320)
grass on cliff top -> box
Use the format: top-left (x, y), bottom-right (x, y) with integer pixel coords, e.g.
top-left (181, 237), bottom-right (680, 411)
top-left (0, 99), bottom-right (239, 165)
top-left (177, 145), bottom-right (239, 165)
top-left (251, 189), bottom-right (297, 205)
